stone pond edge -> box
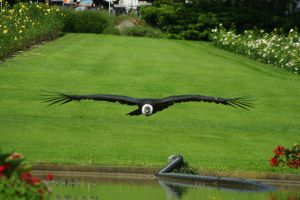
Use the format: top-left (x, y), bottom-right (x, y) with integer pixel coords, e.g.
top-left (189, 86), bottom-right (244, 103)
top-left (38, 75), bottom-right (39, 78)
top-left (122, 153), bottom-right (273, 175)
top-left (31, 164), bottom-right (300, 182)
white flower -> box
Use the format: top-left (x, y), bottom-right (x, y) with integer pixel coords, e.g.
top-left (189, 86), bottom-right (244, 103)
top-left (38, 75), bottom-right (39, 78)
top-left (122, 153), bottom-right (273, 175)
top-left (290, 29), bottom-right (293, 33)
top-left (248, 35), bottom-right (252, 38)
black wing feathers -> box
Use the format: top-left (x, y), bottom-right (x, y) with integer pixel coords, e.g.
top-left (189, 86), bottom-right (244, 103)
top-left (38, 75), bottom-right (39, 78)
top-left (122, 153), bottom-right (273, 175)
top-left (41, 90), bottom-right (254, 113)
top-left (159, 95), bottom-right (254, 110)
top-left (41, 90), bottom-right (139, 106)
top-left (126, 109), bottom-right (142, 116)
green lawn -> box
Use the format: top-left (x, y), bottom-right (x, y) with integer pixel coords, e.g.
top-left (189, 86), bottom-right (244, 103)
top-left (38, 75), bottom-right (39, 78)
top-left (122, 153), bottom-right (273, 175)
top-left (1, 33), bottom-right (300, 174)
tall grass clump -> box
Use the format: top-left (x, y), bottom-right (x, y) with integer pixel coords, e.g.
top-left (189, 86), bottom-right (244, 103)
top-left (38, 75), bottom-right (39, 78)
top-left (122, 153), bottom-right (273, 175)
top-left (0, 2), bottom-right (64, 61)
top-left (100, 11), bottom-right (164, 38)
top-left (122, 26), bottom-right (164, 38)
top-left (210, 25), bottom-right (300, 74)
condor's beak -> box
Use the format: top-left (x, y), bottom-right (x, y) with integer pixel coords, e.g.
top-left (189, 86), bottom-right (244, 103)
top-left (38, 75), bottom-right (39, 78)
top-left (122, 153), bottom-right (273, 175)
top-left (144, 106), bottom-right (151, 116)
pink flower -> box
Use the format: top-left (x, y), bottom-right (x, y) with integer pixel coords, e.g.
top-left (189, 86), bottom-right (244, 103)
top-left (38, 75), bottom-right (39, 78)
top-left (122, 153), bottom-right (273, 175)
top-left (9, 152), bottom-right (23, 160)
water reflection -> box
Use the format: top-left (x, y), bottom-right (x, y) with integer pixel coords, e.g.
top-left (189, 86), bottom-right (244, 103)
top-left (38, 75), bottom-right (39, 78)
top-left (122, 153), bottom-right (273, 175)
top-left (158, 180), bottom-right (188, 199)
top-left (33, 172), bottom-right (300, 200)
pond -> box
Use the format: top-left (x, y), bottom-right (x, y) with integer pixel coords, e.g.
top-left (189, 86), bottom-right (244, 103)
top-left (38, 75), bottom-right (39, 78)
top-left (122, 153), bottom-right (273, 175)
top-left (33, 172), bottom-right (300, 200)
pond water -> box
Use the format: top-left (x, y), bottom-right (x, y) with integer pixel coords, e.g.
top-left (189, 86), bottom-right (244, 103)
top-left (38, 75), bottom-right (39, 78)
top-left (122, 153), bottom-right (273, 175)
top-left (33, 172), bottom-right (300, 200)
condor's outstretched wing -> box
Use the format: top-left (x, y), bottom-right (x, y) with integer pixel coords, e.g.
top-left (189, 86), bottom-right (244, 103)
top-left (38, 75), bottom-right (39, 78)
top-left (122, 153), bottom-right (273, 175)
top-left (41, 90), bottom-right (140, 107)
top-left (158, 95), bottom-right (254, 110)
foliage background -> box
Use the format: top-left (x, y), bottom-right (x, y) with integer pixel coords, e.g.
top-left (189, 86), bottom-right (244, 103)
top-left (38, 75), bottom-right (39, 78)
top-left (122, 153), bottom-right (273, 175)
top-left (140, 0), bottom-right (300, 40)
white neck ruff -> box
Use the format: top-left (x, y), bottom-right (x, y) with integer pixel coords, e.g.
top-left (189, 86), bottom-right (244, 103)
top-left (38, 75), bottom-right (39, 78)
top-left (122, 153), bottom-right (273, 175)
top-left (142, 104), bottom-right (153, 116)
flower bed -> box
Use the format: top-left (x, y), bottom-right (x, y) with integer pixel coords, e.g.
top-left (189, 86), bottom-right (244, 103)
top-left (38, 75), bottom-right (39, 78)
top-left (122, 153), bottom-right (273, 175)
top-left (0, 150), bottom-right (53, 199)
top-left (210, 25), bottom-right (300, 74)
top-left (269, 143), bottom-right (300, 168)
top-left (0, 2), bottom-right (64, 61)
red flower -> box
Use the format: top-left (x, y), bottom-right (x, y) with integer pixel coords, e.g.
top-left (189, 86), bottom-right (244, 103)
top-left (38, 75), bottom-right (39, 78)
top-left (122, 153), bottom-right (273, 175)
top-left (276, 145), bottom-right (284, 151)
top-left (29, 177), bottom-right (39, 184)
top-left (20, 172), bottom-right (41, 185)
top-left (47, 174), bottom-right (53, 181)
top-left (269, 157), bottom-right (279, 166)
top-left (21, 172), bottom-right (31, 180)
top-left (38, 188), bottom-right (44, 195)
top-left (272, 147), bottom-right (284, 156)
top-left (0, 165), bottom-right (6, 172)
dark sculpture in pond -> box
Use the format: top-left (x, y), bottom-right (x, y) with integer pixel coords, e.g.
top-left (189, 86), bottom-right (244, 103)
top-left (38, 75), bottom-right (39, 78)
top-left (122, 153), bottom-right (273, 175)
top-left (41, 90), bottom-right (254, 117)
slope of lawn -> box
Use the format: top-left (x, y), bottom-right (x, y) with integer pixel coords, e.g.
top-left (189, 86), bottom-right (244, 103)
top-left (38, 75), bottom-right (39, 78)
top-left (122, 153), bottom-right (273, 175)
top-left (1, 33), bottom-right (300, 174)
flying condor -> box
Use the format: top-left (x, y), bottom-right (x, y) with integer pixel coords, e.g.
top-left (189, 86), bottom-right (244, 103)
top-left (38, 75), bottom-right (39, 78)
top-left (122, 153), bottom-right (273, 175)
top-left (41, 90), bottom-right (254, 116)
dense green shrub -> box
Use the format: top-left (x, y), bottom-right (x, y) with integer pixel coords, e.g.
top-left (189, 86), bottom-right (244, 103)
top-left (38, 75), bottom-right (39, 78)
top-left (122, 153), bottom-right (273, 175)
top-left (180, 12), bottom-right (218, 40)
top-left (74, 11), bottom-right (108, 33)
top-left (141, 0), bottom-right (300, 41)
top-left (170, 159), bottom-right (199, 175)
top-left (60, 9), bottom-right (76, 33)
top-left (61, 10), bottom-right (108, 33)
top-left (140, 0), bottom-right (219, 41)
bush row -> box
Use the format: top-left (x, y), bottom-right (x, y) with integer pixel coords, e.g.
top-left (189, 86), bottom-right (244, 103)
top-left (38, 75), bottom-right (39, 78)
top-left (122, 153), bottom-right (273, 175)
top-left (140, 0), bottom-right (300, 41)
top-left (210, 25), bottom-right (300, 74)
top-left (0, 3), bottom-right (64, 60)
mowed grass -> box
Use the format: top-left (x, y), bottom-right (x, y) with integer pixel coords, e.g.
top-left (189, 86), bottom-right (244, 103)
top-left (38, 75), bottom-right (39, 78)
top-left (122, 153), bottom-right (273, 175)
top-left (1, 33), bottom-right (300, 174)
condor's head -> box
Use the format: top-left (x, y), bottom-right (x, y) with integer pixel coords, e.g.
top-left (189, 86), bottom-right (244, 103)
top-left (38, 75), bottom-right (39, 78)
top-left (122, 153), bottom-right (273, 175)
top-left (141, 104), bottom-right (153, 116)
